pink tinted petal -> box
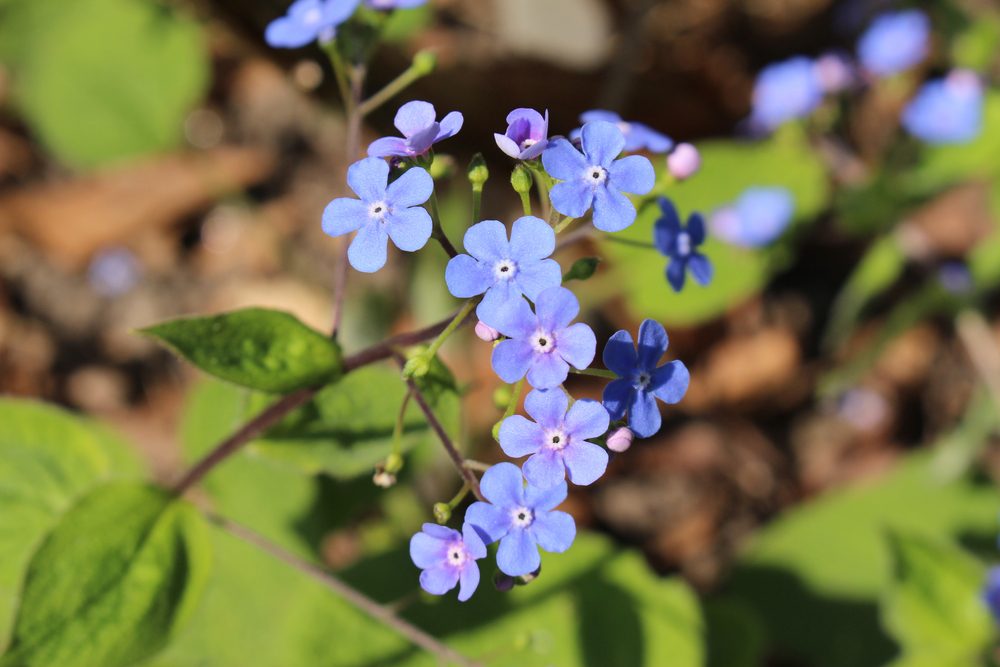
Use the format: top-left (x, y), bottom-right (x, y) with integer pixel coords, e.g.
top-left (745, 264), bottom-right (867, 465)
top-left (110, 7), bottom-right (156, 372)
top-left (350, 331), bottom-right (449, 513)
top-left (519, 140), bottom-right (548, 160)
top-left (405, 123), bottom-right (441, 155)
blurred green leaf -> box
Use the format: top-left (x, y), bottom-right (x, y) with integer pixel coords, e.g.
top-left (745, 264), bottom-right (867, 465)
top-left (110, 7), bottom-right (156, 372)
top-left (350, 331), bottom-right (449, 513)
top-left (143, 308), bottom-right (344, 393)
top-left (563, 257), bottom-right (601, 283)
top-left (931, 390), bottom-right (1000, 482)
top-left (3, 0), bottom-right (208, 168)
top-left (704, 598), bottom-right (766, 667)
top-left (0, 483), bottom-right (210, 667)
top-left (952, 15), bottom-right (1000, 75)
top-left (881, 532), bottom-right (993, 661)
top-left (0, 399), bottom-right (141, 648)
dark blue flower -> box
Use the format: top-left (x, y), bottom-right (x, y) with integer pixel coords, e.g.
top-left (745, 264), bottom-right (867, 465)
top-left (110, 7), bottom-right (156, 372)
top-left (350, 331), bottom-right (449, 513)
top-left (983, 566), bottom-right (1000, 623)
top-left (653, 197), bottom-right (712, 292)
top-left (367, 100), bottom-right (463, 159)
top-left (265, 0), bottom-right (360, 48)
top-left (709, 187), bottom-right (794, 249)
top-left (409, 522), bottom-right (486, 601)
top-left (577, 110), bottom-right (673, 153)
top-left (602, 319), bottom-right (689, 438)
top-left (750, 57), bottom-right (823, 130)
top-left (495, 108), bottom-right (550, 160)
top-left (858, 10), bottom-right (929, 77)
top-left (542, 121), bottom-right (655, 232)
top-left (902, 71), bottom-right (984, 145)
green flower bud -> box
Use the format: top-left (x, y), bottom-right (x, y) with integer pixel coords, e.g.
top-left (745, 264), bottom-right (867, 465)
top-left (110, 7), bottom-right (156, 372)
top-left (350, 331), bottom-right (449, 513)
top-left (384, 452), bottom-right (404, 474)
top-left (492, 385), bottom-right (513, 411)
top-left (402, 346), bottom-right (432, 379)
top-left (411, 50), bottom-right (437, 77)
top-left (429, 153), bottom-right (454, 180)
top-left (467, 153), bottom-right (489, 189)
top-left (433, 502), bottom-right (452, 524)
top-left (510, 163), bottom-right (533, 195)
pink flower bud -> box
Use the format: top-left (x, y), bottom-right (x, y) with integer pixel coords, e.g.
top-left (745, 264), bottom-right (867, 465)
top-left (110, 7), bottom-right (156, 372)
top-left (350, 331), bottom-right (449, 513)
top-left (475, 320), bottom-right (501, 342)
top-left (667, 143), bottom-right (701, 181)
top-left (606, 427), bottom-right (634, 453)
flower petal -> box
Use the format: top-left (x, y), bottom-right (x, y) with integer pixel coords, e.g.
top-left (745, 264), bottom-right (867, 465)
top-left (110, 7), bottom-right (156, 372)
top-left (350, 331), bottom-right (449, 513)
top-left (654, 198), bottom-right (681, 255)
top-left (476, 283), bottom-right (522, 325)
top-left (496, 530), bottom-right (540, 577)
top-left (394, 100), bottom-right (436, 137)
top-left (688, 252), bottom-right (713, 286)
top-left (628, 389), bottom-right (662, 438)
top-left (580, 109), bottom-right (621, 124)
top-left (549, 181), bottom-right (595, 218)
top-left (346, 157), bottom-right (388, 201)
top-left (457, 562), bottom-right (480, 602)
top-left (636, 319), bottom-right (668, 370)
top-left (509, 215), bottom-right (555, 262)
top-left (325, 0), bottom-right (361, 24)
top-left (602, 378), bottom-right (634, 421)
top-left (484, 293), bottom-right (536, 338)
top-left (565, 399), bottom-right (610, 440)
top-left (385, 207), bottom-right (432, 252)
top-left (522, 450), bottom-right (566, 489)
top-left (419, 565), bottom-right (460, 596)
top-left (498, 414), bottom-right (546, 458)
top-left (581, 121), bottom-right (626, 166)
top-left (436, 111), bottom-right (464, 140)
top-left (322, 197), bottom-right (369, 237)
top-left (555, 323), bottom-right (596, 371)
top-left (507, 107), bottom-right (546, 131)
top-left (404, 123), bottom-right (440, 155)
top-left (264, 16), bottom-right (319, 48)
top-left (541, 138), bottom-right (588, 181)
top-left (367, 136), bottom-right (411, 158)
top-left (347, 223), bottom-right (388, 273)
top-left (526, 354), bottom-right (569, 389)
top-left (410, 530), bottom-right (448, 569)
top-left (445, 254), bottom-right (492, 298)
top-left (603, 329), bottom-right (637, 377)
top-left (492, 339), bottom-right (536, 384)
top-left (462, 219), bottom-right (509, 263)
top-left (525, 479), bottom-right (568, 511)
top-left (609, 155), bottom-right (655, 194)
top-left (530, 510), bottom-right (576, 553)
top-left (524, 387), bottom-right (568, 429)
top-left (666, 259), bottom-right (686, 292)
top-left (386, 166), bottom-right (433, 207)
top-left (462, 522), bottom-right (487, 559)
top-left (465, 501), bottom-right (510, 544)
top-left (513, 259), bottom-right (562, 302)
top-left (592, 186), bottom-right (637, 233)
top-left (563, 441), bottom-right (609, 486)
top-left (421, 523), bottom-right (458, 540)
top-left (651, 360), bottom-right (690, 404)
top-left (687, 212), bottom-right (706, 245)
top-left (535, 286), bottom-right (579, 331)
top-left (495, 133), bottom-right (521, 159)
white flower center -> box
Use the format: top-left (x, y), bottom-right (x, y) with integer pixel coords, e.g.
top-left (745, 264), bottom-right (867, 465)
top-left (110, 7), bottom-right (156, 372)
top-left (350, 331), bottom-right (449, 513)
top-left (531, 330), bottom-right (555, 354)
top-left (545, 429), bottom-right (568, 451)
top-left (303, 8), bottom-right (323, 25)
top-left (368, 200), bottom-right (390, 221)
top-left (584, 165), bottom-right (608, 186)
top-left (511, 507), bottom-right (534, 528)
top-left (519, 138), bottom-right (537, 151)
top-left (634, 371), bottom-right (651, 390)
top-left (676, 231), bottom-right (691, 256)
top-left (446, 543), bottom-right (468, 567)
top-left (493, 259), bottom-right (518, 281)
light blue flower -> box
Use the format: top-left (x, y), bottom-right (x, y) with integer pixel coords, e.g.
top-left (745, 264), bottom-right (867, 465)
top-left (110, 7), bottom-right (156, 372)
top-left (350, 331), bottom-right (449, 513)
top-left (858, 10), bottom-right (929, 77)
top-left (902, 71), bottom-right (984, 145)
top-left (367, 101), bottom-right (463, 159)
top-left (265, 0), bottom-right (360, 48)
top-left (750, 57), bottom-right (823, 130)
top-left (577, 110), bottom-right (674, 153)
top-left (710, 187), bottom-right (795, 248)
top-left (409, 522), bottom-right (486, 602)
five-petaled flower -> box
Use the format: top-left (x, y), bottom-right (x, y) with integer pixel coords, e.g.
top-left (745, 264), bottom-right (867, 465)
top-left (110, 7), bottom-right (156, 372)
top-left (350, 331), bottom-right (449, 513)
top-left (322, 157), bottom-right (433, 273)
top-left (654, 197), bottom-right (712, 292)
top-left (487, 287), bottom-right (596, 389)
top-left (577, 110), bottom-right (673, 153)
top-left (749, 57), bottom-right (823, 131)
top-left (902, 70), bottom-right (984, 145)
top-left (602, 319), bottom-right (690, 438)
top-left (495, 108), bottom-right (550, 160)
top-left (858, 10), bottom-right (929, 78)
top-left (265, 0), bottom-right (360, 48)
top-left (445, 217), bottom-right (562, 324)
top-left (542, 121), bottom-right (655, 233)
top-left (368, 100), bottom-right (463, 159)
top-left (465, 462), bottom-right (576, 577)
top-left (409, 522), bottom-right (486, 601)
top-left (499, 389), bottom-right (610, 488)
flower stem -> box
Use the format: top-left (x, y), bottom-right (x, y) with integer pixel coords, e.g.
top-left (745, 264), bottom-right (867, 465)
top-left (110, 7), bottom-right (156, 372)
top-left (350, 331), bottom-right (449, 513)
top-left (502, 378), bottom-right (524, 420)
top-left (462, 459), bottom-right (491, 473)
top-left (426, 299), bottom-right (477, 359)
top-left (358, 53), bottom-right (434, 117)
top-left (446, 482), bottom-right (472, 509)
top-left (603, 236), bottom-right (656, 250)
top-left (391, 388), bottom-right (415, 459)
top-left (518, 189), bottom-right (532, 216)
top-left (530, 168), bottom-right (551, 219)
top-left (323, 41), bottom-right (352, 109)
top-left (471, 187), bottom-right (482, 225)
top-left (570, 367), bottom-right (617, 380)
top-left (429, 191), bottom-right (459, 258)
top-left (552, 216), bottom-right (576, 235)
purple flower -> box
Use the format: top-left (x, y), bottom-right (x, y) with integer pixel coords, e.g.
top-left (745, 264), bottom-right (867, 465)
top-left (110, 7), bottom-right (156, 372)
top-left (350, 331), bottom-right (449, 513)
top-left (465, 462), bottom-right (576, 577)
top-left (710, 187), bottom-right (795, 248)
top-left (606, 426), bottom-right (633, 453)
top-left (444, 217), bottom-right (562, 324)
top-left (367, 101), bottom-right (463, 159)
top-left (409, 522), bottom-right (486, 602)
top-left (499, 389), bottom-right (610, 488)
top-left (937, 261), bottom-right (973, 295)
top-left (542, 121), bottom-right (655, 233)
top-left (666, 143), bottom-right (701, 181)
top-left (983, 566), bottom-right (1000, 622)
top-left (814, 51), bottom-right (856, 94)
top-left (602, 319), bottom-right (689, 438)
top-left (322, 157), bottom-right (433, 272)
top-left (858, 10), bottom-right (929, 77)
top-left (495, 108), bottom-right (550, 160)
top-left (487, 287), bottom-right (596, 389)
top-left (902, 70), bottom-right (984, 145)
top-left (750, 57), bottom-right (823, 130)
top-left (654, 197), bottom-right (712, 293)
top-left (265, 0), bottom-right (360, 48)
top-left (577, 110), bottom-right (674, 153)
top-left (365, 0), bottom-right (426, 9)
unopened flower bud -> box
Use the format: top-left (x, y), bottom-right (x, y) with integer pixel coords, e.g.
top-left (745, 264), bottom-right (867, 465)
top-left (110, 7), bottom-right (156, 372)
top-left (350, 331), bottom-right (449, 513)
top-left (403, 347), bottom-right (432, 379)
top-left (475, 320), bottom-right (501, 342)
top-left (429, 154), bottom-right (454, 180)
top-left (494, 571), bottom-right (515, 592)
top-left (517, 565), bottom-right (541, 585)
top-left (667, 143), bottom-right (701, 181)
top-left (492, 385), bottom-right (513, 410)
top-left (606, 426), bottom-right (634, 453)
top-left (411, 50), bottom-right (437, 77)
top-left (510, 163), bottom-right (533, 195)
top-left (433, 502), bottom-right (452, 524)
top-left (384, 452), bottom-right (404, 474)
top-left (467, 153), bottom-right (489, 190)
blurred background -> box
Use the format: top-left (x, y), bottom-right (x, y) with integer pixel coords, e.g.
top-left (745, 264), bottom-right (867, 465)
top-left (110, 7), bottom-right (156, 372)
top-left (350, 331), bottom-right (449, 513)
top-left (2, 0), bottom-right (1000, 665)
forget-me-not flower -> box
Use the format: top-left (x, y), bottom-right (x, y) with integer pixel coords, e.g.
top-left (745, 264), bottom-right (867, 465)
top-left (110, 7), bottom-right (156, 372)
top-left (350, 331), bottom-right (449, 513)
top-left (543, 121), bottom-right (655, 233)
top-left (710, 187), bottom-right (794, 248)
top-left (465, 462), bottom-right (576, 577)
top-left (499, 389), bottom-right (610, 488)
top-left (265, 0), bottom-right (360, 48)
top-left (365, 0), bottom-right (426, 9)
top-left (654, 197), bottom-right (712, 293)
top-left (367, 101), bottom-right (463, 159)
top-left (902, 70), bottom-right (984, 145)
top-left (576, 110), bottom-right (674, 153)
top-left (445, 216), bottom-right (562, 324)
top-left (857, 10), bottom-right (929, 77)
top-left (409, 522), bottom-right (486, 601)
top-left (487, 287), bottom-right (596, 389)
top-left (322, 157), bottom-right (433, 272)
top-left (983, 566), bottom-right (1000, 622)
top-left (495, 108), bottom-right (550, 160)
top-left (750, 57), bottom-right (823, 130)
top-left (602, 319), bottom-right (690, 438)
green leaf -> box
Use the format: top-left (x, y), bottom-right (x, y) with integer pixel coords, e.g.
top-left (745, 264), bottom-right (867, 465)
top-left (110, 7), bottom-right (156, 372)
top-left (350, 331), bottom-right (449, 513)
top-left (882, 532), bottom-right (993, 660)
top-left (142, 308), bottom-right (344, 393)
top-left (5, 0), bottom-right (209, 168)
top-left (0, 482), bottom-right (211, 667)
top-left (0, 399), bottom-right (141, 648)
top-left (563, 257), bottom-right (601, 282)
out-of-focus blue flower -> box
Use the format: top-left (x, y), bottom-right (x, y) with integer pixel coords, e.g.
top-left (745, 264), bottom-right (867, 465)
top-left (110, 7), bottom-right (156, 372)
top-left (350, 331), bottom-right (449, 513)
top-left (495, 108), bottom-right (550, 160)
top-left (322, 157), bottom-right (433, 272)
top-left (983, 566), bottom-right (1000, 622)
top-left (487, 287), bottom-right (596, 389)
top-left (857, 10), bottom-right (929, 77)
top-left (365, 0), bottom-right (426, 9)
top-left (88, 247), bottom-right (141, 297)
top-left (577, 110), bottom-right (674, 153)
top-left (543, 121), bottom-right (655, 232)
top-left (602, 319), bottom-right (689, 438)
top-left (750, 57), bottom-right (824, 130)
top-left (499, 389), bottom-right (610, 488)
top-left (368, 101), bottom-right (463, 159)
top-left (902, 70), bottom-right (984, 145)
top-left (409, 522), bottom-right (486, 601)
top-left (265, 0), bottom-right (360, 48)
top-left (445, 216), bottom-right (562, 324)
top-left (653, 197), bottom-right (712, 292)
top-left (710, 187), bottom-right (795, 248)
top-left (937, 261), bottom-right (974, 295)
top-left (465, 462), bottom-right (576, 577)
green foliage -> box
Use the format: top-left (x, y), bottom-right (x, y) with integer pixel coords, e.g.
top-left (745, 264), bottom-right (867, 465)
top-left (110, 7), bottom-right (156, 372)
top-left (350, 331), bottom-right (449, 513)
top-left (142, 308), bottom-right (344, 394)
top-left (563, 257), bottom-right (601, 282)
top-left (0, 0), bottom-right (208, 168)
top-left (0, 483), bottom-right (210, 667)
top-left (881, 532), bottom-right (993, 664)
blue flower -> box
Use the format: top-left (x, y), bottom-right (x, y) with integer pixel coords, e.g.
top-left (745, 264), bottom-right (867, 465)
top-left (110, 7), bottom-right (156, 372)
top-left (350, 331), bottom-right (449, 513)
top-left (576, 110), bottom-right (674, 153)
top-left (902, 71), bottom-right (984, 145)
top-left (367, 101), bottom-right (463, 159)
top-left (322, 157), bottom-right (433, 272)
top-left (654, 197), bottom-right (712, 293)
top-left (499, 389), bottom-right (610, 488)
top-left (710, 187), bottom-right (794, 248)
top-left (265, 0), bottom-right (360, 48)
top-left (542, 121), bottom-right (655, 232)
top-left (365, 0), bottom-right (426, 9)
top-left (487, 287), bottom-right (596, 389)
top-left (983, 566), bottom-right (1000, 622)
top-left (409, 522), bottom-right (486, 602)
top-left (495, 108), bottom-right (550, 160)
top-left (444, 216), bottom-right (562, 324)
top-left (750, 57), bottom-right (823, 130)
top-left (602, 319), bottom-right (689, 438)
top-left (465, 462), bottom-right (576, 577)
top-left (858, 10), bottom-right (929, 77)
